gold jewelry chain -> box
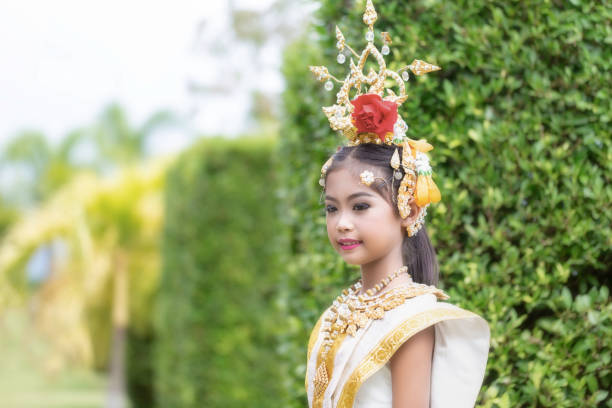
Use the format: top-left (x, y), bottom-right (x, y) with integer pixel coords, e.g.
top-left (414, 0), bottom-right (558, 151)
top-left (312, 265), bottom-right (450, 400)
top-left (322, 266), bottom-right (409, 349)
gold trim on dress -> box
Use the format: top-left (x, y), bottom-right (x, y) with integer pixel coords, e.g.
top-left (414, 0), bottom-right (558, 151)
top-left (307, 314), bottom-right (324, 362)
top-left (305, 313), bottom-right (325, 391)
top-left (336, 307), bottom-right (479, 408)
top-left (313, 332), bottom-right (348, 408)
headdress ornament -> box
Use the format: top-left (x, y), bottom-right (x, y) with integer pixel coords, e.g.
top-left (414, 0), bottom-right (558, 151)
top-left (312, 0), bottom-right (442, 237)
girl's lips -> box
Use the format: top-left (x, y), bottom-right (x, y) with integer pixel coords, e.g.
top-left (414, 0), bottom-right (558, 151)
top-left (339, 241), bottom-right (362, 250)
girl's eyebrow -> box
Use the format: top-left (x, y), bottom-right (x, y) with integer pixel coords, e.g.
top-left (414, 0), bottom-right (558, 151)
top-left (325, 192), bottom-right (375, 202)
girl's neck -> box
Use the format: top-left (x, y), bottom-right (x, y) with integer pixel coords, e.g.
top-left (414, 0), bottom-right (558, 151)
top-left (359, 258), bottom-right (411, 294)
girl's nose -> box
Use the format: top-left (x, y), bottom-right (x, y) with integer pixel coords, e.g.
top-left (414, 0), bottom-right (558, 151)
top-left (336, 214), bottom-right (354, 232)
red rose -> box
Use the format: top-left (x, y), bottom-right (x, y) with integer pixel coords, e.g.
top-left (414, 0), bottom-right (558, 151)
top-left (351, 94), bottom-right (398, 142)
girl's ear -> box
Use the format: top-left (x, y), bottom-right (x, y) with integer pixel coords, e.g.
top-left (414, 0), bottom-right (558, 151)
top-left (400, 200), bottom-right (421, 229)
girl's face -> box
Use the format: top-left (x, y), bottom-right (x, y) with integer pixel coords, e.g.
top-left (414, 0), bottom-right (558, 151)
top-left (324, 166), bottom-right (407, 266)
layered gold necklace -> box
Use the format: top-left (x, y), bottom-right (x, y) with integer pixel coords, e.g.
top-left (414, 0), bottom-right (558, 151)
top-left (312, 265), bottom-right (449, 401)
top-left (322, 266), bottom-right (409, 343)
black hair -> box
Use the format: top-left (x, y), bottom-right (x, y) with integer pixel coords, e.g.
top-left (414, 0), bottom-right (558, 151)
top-left (321, 143), bottom-right (440, 286)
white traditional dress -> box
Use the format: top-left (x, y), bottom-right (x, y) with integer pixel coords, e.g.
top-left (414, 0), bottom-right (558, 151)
top-left (305, 282), bottom-right (490, 408)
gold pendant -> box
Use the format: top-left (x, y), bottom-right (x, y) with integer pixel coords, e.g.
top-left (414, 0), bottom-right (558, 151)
top-left (313, 362), bottom-right (329, 398)
top-left (390, 148), bottom-right (400, 169)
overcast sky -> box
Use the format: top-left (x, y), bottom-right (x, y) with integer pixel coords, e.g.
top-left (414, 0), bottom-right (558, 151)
top-left (0, 0), bottom-right (307, 155)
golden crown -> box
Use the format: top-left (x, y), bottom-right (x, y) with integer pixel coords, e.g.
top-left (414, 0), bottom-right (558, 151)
top-left (309, 0), bottom-right (441, 146)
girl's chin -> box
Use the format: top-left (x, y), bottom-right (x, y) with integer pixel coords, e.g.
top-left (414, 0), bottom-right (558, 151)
top-left (339, 253), bottom-right (364, 265)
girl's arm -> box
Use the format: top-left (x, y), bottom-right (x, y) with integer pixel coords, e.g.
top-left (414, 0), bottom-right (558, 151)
top-left (389, 325), bottom-right (435, 408)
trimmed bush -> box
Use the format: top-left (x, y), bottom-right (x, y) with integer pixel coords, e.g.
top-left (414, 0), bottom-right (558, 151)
top-left (277, 1), bottom-right (611, 407)
top-left (155, 135), bottom-right (284, 407)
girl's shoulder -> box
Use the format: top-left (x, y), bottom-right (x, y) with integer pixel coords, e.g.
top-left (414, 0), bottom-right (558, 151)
top-left (380, 281), bottom-right (490, 342)
top-left (399, 280), bottom-right (450, 302)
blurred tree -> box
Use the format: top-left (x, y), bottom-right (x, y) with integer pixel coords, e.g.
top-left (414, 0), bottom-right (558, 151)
top-left (0, 130), bottom-right (80, 207)
top-left (0, 104), bottom-right (176, 208)
top-left (0, 160), bottom-right (168, 408)
top-left (0, 104), bottom-right (176, 408)
top-left (90, 104), bottom-right (176, 170)
top-left (188, 0), bottom-right (315, 132)
top-left (0, 196), bottom-right (18, 239)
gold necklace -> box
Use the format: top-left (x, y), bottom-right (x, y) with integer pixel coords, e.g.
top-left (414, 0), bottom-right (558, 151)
top-left (322, 266), bottom-right (409, 345)
top-left (312, 266), bottom-right (450, 400)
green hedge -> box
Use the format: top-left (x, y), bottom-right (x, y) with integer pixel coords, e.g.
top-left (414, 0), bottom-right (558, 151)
top-left (154, 135), bottom-right (284, 407)
top-left (277, 1), bottom-right (611, 407)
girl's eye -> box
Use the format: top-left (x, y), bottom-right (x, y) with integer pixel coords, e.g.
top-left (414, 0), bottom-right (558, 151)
top-left (354, 203), bottom-right (370, 211)
top-left (325, 203), bottom-right (369, 213)
top-left (325, 205), bottom-right (337, 213)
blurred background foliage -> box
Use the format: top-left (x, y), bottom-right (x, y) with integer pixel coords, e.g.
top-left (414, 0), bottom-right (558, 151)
top-left (154, 135), bottom-right (283, 407)
top-left (0, 104), bottom-right (171, 407)
top-left (0, 0), bottom-right (610, 407)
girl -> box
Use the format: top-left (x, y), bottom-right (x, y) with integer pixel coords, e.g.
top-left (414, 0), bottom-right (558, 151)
top-left (305, 143), bottom-right (490, 408)
top-left (305, 2), bottom-right (490, 406)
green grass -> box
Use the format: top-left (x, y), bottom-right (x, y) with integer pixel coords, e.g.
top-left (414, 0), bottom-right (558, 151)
top-left (0, 308), bottom-right (108, 408)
